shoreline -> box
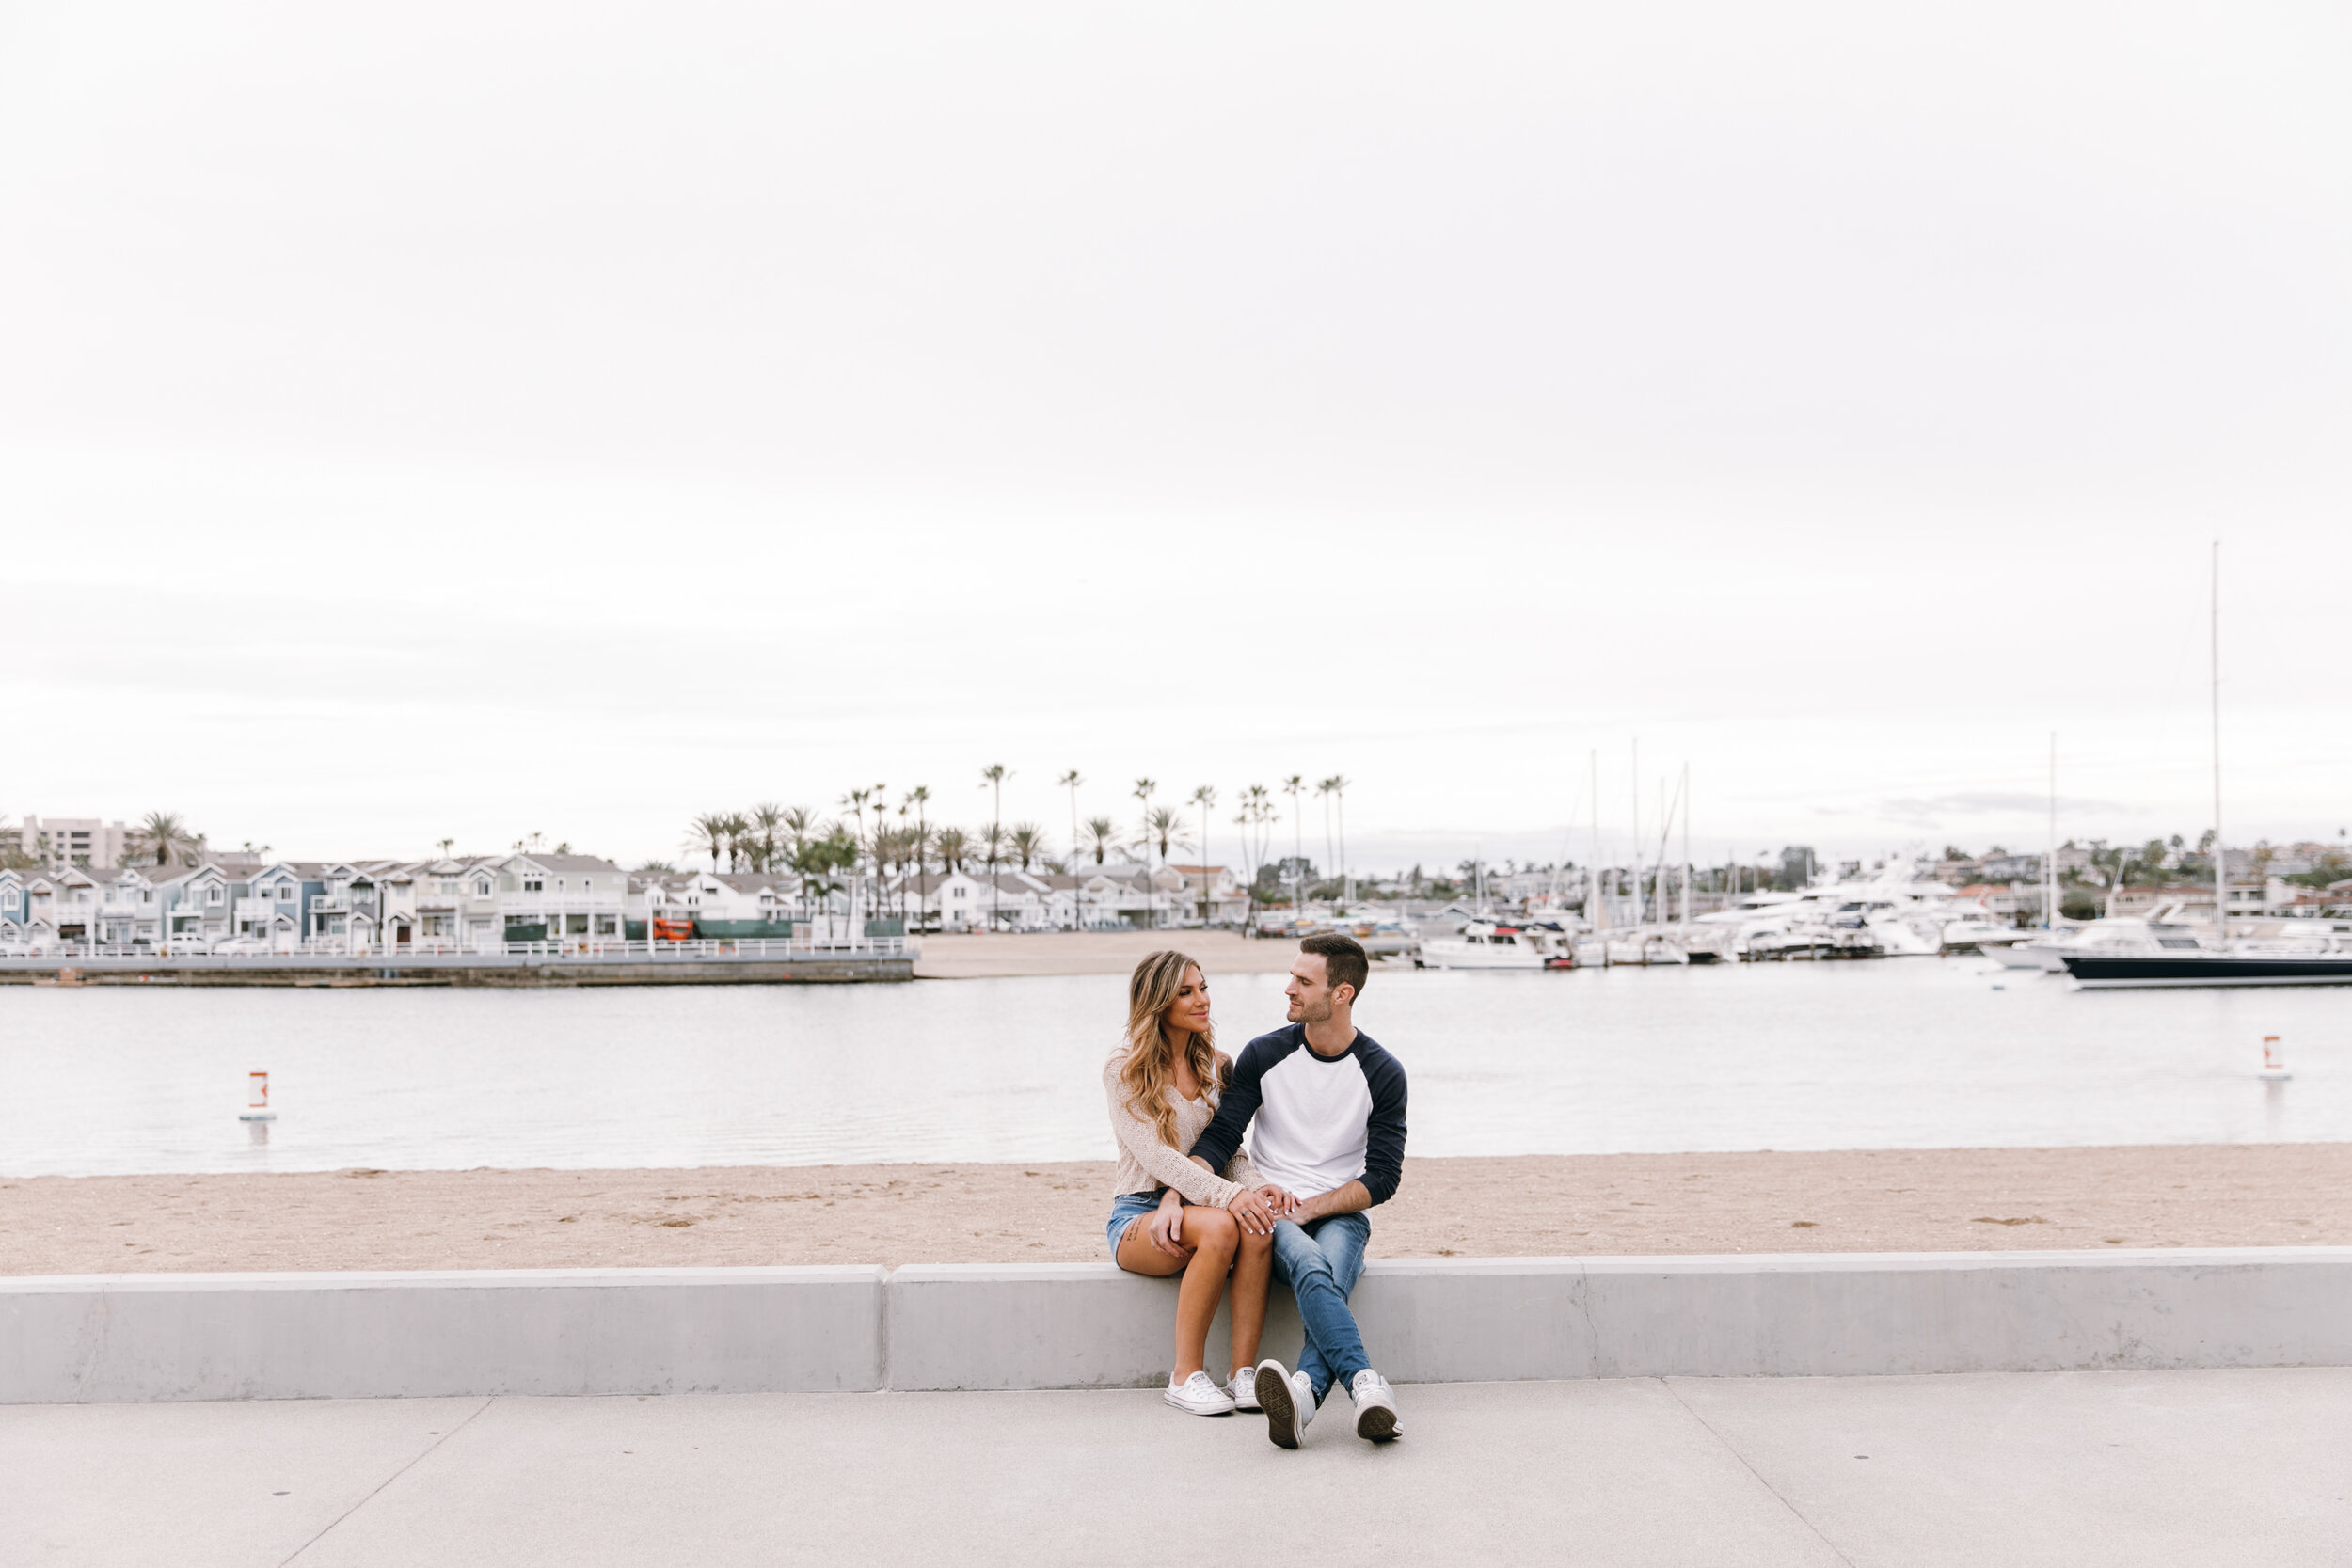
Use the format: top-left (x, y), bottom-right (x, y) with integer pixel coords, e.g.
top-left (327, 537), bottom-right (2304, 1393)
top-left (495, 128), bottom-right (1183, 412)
top-left (7, 1143), bottom-right (2347, 1275)
top-left (912, 929), bottom-right (1308, 979)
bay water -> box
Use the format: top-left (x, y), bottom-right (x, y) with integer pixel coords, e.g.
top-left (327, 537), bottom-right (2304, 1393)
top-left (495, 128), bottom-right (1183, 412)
top-left (2, 960), bottom-right (2344, 1177)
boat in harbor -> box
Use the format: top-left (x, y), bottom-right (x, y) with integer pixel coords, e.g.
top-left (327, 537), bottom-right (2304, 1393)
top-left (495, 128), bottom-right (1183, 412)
top-left (1418, 920), bottom-right (1574, 970)
top-left (2062, 920), bottom-right (2352, 988)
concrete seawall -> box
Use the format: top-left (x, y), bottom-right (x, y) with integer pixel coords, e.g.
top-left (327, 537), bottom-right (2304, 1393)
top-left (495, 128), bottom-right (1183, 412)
top-left (8, 1249), bottom-right (2347, 1403)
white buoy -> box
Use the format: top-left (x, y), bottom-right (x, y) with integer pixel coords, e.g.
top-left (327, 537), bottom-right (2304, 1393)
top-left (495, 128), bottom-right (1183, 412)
top-left (2259, 1035), bottom-right (2291, 1082)
top-left (239, 1069), bottom-right (277, 1121)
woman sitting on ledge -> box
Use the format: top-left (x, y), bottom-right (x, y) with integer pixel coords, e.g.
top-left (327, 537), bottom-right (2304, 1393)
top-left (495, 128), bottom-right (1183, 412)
top-left (1104, 949), bottom-right (1286, 1416)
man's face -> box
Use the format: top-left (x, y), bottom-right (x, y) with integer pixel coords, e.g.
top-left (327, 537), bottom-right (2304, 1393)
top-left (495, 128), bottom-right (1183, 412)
top-left (1285, 952), bottom-right (1343, 1023)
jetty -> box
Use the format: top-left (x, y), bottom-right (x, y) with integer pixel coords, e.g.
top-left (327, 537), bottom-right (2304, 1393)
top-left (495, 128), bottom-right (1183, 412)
top-left (0, 937), bottom-right (914, 987)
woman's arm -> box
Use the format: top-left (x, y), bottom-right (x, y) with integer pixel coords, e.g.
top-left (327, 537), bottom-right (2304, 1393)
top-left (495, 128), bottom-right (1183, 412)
top-left (1103, 1061), bottom-right (1242, 1207)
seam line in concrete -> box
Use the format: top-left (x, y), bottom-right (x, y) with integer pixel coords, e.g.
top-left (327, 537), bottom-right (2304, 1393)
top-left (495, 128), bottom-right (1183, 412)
top-left (277, 1396), bottom-right (495, 1566)
top-left (1660, 1377), bottom-right (1858, 1568)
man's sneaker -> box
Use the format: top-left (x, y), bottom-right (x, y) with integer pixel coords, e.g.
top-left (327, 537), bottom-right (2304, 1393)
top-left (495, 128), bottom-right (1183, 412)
top-left (1227, 1368), bottom-right (1262, 1411)
top-left (1164, 1370), bottom-right (1237, 1417)
top-left (1254, 1359), bottom-right (1316, 1449)
top-left (1349, 1369), bottom-right (1401, 1442)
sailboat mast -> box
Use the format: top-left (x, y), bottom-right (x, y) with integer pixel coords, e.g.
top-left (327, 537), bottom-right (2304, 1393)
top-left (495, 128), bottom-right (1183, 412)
top-left (2046, 733), bottom-right (2057, 931)
top-left (1589, 749), bottom-right (1603, 934)
top-left (2211, 540), bottom-right (2225, 933)
top-left (1681, 763), bottom-right (1692, 926)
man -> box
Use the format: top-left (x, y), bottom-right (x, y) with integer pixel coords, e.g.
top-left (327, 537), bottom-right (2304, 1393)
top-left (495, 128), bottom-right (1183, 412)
top-left (1188, 931), bottom-right (1407, 1447)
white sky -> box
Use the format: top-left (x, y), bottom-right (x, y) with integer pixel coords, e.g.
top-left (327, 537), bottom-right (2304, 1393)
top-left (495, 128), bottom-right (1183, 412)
top-left (2, 1), bottom-right (2346, 874)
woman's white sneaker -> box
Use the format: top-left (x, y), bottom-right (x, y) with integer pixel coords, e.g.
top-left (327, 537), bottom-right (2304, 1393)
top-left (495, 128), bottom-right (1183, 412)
top-left (1227, 1369), bottom-right (1262, 1411)
top-left (1349, 1369), bottom-right (1401, 1442)
top-left (1165, 1370), bottom-right (1237, 1416)
top-left (1255, 1359), bottom-right (1316, 1449)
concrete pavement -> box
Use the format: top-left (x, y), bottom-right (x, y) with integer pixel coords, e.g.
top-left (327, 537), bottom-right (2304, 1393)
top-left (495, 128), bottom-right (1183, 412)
top-left (5, 1369), bottom-right (2345, 1566)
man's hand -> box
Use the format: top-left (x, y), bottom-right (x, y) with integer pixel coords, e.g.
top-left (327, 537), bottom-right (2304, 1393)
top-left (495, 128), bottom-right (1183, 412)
top-left (1145, 1190), bottom-right (1190, 1259)
top-left (1228, 1187), bottom-right (1279, 1235)
top-left (1254, 1185), bottom-right (1299, 1218)
top-left (1286, 1180), bottom-right (1371, 1226)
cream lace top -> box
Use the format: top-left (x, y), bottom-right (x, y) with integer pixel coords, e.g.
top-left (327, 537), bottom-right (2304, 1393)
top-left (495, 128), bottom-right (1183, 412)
top-left (1104, 1049), bottom-right (1263, 1208)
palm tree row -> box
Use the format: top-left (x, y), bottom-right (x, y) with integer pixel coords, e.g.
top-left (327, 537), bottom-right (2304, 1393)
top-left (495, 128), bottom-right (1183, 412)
top-left (678, 768), bottom-right (1349, 928)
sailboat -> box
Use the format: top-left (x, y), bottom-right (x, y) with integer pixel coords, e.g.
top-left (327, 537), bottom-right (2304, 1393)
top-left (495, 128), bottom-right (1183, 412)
top-left (2060, 545), bottom-right (2352, 988)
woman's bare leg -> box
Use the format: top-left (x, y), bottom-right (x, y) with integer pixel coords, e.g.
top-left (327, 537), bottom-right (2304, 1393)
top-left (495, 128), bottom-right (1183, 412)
top-left (1229, 1226), bottom-right (1274, 1371)
top-left (1115, 1206), bottom-right (1239, 1382)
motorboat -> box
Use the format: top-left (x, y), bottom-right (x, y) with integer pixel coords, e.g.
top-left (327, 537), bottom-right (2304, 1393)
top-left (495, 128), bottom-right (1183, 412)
top-left (2063, 919), bottom-right (2352, 988)
top-left (1939, 917), bottom-right (2021, 954)
top-left (1418, 921), bottom-right (1573, 970)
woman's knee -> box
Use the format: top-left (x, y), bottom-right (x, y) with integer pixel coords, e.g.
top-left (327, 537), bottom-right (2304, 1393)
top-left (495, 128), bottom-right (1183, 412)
top-left (1190, 1208), bottom-right (1239, 1254)
top-left (1237, 1225), bottom-right (1274, 1256)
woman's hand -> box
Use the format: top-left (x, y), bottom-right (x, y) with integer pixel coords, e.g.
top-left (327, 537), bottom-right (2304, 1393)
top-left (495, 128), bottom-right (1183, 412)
top-left (1227, 1187), bottom-right (1279, 1236)
top-left (1145, 1190), bottom-right (1190, 1258)
top-left (1255, 1184), bottom-right (1299, 1218)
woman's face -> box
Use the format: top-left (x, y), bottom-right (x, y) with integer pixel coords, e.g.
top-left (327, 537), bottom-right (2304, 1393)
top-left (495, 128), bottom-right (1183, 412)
top-left (1164, 965), bottom-right (1212, 1037)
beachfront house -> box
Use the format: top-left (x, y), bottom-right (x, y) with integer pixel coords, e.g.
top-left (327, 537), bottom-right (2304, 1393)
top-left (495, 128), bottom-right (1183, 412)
top-left (157, 863), bottom-right (234, 945)
top-left (0, 870), bottom-right (25, 942)
top-left (1166, 863), bottom-right (1250, 926)
top-left (232, 863), bottom-right (322, 945)
top-left (499, 854), bottom-right (629, 942)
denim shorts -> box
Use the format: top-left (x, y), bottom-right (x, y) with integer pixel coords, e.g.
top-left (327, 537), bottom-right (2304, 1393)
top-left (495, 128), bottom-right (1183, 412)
top-left (1105, 1190), bottom-right (1163, 1260)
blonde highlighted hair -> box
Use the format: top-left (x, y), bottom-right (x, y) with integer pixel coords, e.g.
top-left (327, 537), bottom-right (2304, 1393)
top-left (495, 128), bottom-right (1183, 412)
top-left (1116, 949), bottom-right (1225, 1152)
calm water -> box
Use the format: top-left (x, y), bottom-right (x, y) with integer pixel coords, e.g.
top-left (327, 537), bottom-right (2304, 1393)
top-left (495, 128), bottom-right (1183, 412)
top-left (2, 962), bottom-right (2345, 1177)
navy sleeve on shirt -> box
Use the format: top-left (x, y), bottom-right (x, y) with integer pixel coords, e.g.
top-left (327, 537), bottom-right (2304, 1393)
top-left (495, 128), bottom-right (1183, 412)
top-left (1358, 1043), bottom-right (1408, 1206)
top-left (1188, 1035), bottom-right (1276, 1174)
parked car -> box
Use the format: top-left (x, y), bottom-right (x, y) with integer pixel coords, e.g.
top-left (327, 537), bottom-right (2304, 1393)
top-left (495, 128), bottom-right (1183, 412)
top-left (209, 936), bottom-right (273, 955)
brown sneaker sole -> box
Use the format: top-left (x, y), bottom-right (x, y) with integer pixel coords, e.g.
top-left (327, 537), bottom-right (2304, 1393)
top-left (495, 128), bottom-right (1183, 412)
top-left (1355, 1402), bottom-right (1398, 1442)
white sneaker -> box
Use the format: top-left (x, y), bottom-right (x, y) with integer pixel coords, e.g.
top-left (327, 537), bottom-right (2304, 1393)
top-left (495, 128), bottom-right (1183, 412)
top-left (1254, 1359), bottom-right (1316, 1449)
top-left (1227, 1369), bottom-right (1262, 1411)
top-left (1349, 1369), bottom-right (1400, 1442)
top-left (1164, 1370), bottom-right (1237, 1417)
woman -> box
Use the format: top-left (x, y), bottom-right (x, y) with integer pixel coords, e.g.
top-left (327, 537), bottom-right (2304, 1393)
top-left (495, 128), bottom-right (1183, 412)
top-left (1104, 949), bottom-right (1281, 1416)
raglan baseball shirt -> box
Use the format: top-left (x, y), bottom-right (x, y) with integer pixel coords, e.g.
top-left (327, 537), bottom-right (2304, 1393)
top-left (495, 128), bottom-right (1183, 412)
top-left (1188, 1024), bottom-right (1407, 1206)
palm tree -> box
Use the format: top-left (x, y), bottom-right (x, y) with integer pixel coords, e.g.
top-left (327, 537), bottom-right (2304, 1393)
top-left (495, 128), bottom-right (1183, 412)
top-left (1186, 786), bottom-right (1216, 921)
top-left (688, 813), bottom-right (729, 872)
top-left (1009, 823), bottom-right (1047, 872)
top-left (1081, 816), bottom-right (1118, 865)
top-left (126, 811), bottom-right (204, 867)
top-left (1056, 769), bottom-right (1084, 882)
top-left (935, 826), bottom-right (971, 875)
top-left (1232, 784), bottom-right (1275, 922)
top-left (750, 802), bottom-right (787, 873)
top-left (840, 784), bottom-right (886, 919)
top-left (720, 813), bottom-right (755, 872)
top-left (979, 764), bottom-right (1009, 928)
top-left (1326, 774), bottom-right (1353, 905)
top-left (1281, 775), bottom-right (1306, 911)
top-left (1315, 778), bottom-right (1344, 905)
top-left (978, 823), bottom-right (1010, 927)
top-left (902, 786), bottom-right (932, 926)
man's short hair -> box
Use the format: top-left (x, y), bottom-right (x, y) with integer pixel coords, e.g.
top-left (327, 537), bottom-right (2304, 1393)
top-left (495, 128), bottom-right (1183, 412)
top-left (1299, 932), bottom-right (1369, 998)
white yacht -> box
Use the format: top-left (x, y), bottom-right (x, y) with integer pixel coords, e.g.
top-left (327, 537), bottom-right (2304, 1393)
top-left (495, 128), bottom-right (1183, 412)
top-left (1418, 921), bottom-right (1574, 971)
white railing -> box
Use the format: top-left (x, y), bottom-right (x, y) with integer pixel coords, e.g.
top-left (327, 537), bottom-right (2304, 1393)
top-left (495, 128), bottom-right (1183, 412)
top-left (0, 936), bottom-right (914, 962)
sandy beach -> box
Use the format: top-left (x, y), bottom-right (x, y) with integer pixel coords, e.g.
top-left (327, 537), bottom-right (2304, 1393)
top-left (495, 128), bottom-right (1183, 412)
top-left (912, 930), bottom-right (1315, 979)
top-left (6, 1143), bottom-right (2345, 1275)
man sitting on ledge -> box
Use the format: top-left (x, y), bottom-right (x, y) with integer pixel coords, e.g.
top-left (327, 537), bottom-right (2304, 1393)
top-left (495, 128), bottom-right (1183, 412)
top-left (1189, 931), bottom-right (1409, 1447)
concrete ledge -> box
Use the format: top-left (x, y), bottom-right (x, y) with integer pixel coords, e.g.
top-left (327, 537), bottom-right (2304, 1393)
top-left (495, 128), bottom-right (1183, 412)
top-left (8, 1250), bottom-right (2348, 1402)
top-left (0, 1267), bottom-right (884, 1402)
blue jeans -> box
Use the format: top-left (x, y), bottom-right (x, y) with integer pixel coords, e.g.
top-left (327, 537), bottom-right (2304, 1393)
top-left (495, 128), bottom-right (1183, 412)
top-left (1270, 1212), bottom-right (1371, 1403)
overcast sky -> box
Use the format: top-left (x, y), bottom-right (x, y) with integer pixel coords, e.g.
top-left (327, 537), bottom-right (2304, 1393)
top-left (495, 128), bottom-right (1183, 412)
top-left (2, 1), bottom-right (2345, 874)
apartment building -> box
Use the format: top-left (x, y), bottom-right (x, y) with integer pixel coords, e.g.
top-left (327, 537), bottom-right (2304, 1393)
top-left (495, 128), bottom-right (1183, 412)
top-left (6, 816), bottom-right (133, 870)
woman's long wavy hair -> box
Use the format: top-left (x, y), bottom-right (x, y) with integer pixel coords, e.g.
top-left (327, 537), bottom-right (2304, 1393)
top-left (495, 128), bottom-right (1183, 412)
top-left (1117, 949), bottom-right (1224, 1152)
